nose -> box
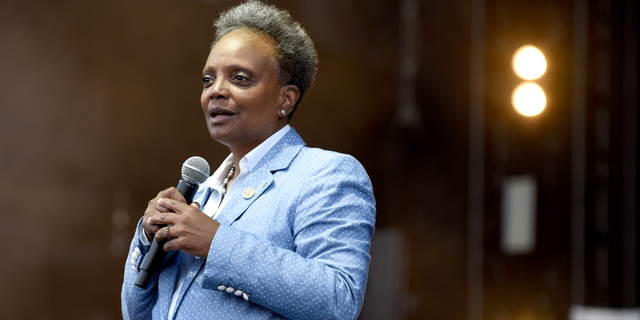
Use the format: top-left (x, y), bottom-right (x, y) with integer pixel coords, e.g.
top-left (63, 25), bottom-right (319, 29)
top-left (208, 77), bottom-right (228, 100)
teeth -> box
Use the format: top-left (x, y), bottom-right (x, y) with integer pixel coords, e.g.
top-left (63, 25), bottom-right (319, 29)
top-left (211, 111), bottom-right (230, 117)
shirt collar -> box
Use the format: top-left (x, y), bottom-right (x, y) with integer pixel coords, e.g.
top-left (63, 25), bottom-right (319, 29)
top-left (243, 124), bottom-right (290, 172)
top-left (206, 124), bottom-right (291, 189)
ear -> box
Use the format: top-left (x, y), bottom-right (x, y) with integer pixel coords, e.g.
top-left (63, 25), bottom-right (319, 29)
top-left (279, 85), bottom-right (300, 116)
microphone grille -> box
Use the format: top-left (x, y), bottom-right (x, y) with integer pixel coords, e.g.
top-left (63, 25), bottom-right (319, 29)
top-left (181, 156), bottom-right (210, 184)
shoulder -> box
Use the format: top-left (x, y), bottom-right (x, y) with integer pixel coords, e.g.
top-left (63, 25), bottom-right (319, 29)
top-left (288, 147), bottom-right (373, 193)
top-left (295, 147), bottom-right (367, 173)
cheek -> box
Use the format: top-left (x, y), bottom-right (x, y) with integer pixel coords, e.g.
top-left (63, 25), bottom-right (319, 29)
top-left (200, 92), bottom-right (209, 111)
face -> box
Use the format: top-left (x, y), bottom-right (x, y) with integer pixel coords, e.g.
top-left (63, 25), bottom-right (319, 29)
top-left (201, 29), bottom-right (293, 156)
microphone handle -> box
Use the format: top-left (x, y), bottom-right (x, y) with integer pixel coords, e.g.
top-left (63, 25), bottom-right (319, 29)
top-left (134, 179), bottom-right (200, 289)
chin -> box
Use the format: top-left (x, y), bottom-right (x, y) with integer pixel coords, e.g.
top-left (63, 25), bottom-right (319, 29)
top-left (208, 129), bottom-right (232, 146)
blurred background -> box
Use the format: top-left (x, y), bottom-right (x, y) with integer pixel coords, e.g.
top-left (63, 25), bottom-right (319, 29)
top-left (0, 0), bottom-right (638, 319)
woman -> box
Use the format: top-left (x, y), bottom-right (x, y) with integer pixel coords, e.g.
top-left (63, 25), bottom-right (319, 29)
top-left (121, 1), bottom-right (376, 319)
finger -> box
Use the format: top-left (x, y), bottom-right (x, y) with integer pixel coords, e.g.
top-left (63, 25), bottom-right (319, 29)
top-left (146, 188), bottom-right (186, 218)
top-left (158, 187), bottom-right (187, 203)
top-left (148, 210), bottom-right (181, 226)
top-left (145, 196), bottom-right (171, 218)
top-left (155, 225), bottom-right (179, 248)
top-left (144, 188), bottom-right (182, 223)
top-left (155, 226), bottom-right (165, 244)
top-left (142, 206), bottom-right (162, 234)
top-left (157, 198), bottom-right (192, 214)
top-left (141, 187), bottom-right (183, 241)
top-left (162, 235), bottom-right (181, 252)
top-left (143, 201), bottom-right (167, 227)
top-left (152, 194), bottom-right (173, 214)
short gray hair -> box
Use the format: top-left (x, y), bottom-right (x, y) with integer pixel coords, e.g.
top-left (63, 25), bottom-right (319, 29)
top-left (212, 0), bottom-right (318, 116)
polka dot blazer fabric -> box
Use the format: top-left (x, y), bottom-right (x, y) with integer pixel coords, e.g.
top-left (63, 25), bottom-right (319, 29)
top-left (122, 128), bottom-right (376, 320)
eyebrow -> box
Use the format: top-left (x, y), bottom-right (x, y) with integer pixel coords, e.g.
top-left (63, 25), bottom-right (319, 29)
top-left (203, 63), bottom-right (256, 75)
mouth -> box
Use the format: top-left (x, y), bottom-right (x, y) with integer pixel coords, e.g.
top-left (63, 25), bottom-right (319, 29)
top-left (208, 108), bottom-right (236, 119)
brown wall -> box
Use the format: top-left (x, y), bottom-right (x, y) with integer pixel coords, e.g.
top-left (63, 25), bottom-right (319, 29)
top-left (0, 1), bottom-right (469, 318)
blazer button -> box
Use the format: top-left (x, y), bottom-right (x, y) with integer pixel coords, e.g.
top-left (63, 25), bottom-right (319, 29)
top-left (234, 290), bottom-right (243, 296)
top-left (243, 293), bottom-right (250, 301)
top-left (217, 285), bottom-right (227, 291)
top-left (226, 287), bottom-right (235, 293)
top-left (132, 248), bottom-right (140, 259)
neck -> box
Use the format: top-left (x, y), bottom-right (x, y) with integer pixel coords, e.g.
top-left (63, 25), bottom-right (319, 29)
top-left (226, 123), bottom-right (288, 167)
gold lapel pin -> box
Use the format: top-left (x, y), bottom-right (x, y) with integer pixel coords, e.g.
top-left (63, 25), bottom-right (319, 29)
top-left (242, 187), bottom-right (255, 199)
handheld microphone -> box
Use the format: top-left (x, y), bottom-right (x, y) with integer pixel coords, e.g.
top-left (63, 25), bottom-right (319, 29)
top-left (135, 156), bottom-right (210, 289)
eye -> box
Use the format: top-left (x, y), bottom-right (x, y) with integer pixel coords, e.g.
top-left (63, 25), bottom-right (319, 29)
top-left (233, 72), bottom-right (251, 84)
top-left (202, 75), bottom-right (214, 87)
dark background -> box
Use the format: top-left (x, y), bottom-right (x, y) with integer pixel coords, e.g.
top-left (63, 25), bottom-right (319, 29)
top-left (0, 0), bottom-right (637, 319)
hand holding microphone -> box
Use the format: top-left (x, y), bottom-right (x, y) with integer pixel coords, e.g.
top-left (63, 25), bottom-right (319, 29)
top-left (135, 156), bottom-right (210, 289)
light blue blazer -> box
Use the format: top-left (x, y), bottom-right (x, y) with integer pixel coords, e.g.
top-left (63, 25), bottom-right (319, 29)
top-left (121, 128), bottom-right (376, 320)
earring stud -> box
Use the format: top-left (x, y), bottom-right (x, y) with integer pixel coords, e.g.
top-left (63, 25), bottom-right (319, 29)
top-left (280, 109), bottom-right (287, 116)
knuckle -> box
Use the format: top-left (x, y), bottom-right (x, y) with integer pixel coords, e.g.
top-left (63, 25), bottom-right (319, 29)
top-left (162, 187), bottom-right (177, 196)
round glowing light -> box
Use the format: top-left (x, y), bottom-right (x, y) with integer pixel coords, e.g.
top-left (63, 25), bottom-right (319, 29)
top-left (512, 82), bottom-right (546, 116)
top-left (512, 45), bottom-right (547, 80)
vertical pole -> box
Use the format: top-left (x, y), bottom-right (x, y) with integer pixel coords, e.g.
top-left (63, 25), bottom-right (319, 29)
top-left (468, 0), bottom-right (486, 319)
top-left (571, 0), bottom-right (588, 306)
top-left (396, 0), bottom-right (421, 129)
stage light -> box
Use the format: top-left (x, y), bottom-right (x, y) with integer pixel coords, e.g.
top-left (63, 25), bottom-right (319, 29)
top-left (512, 82), bottom-right (546, 116)
top-left (512, 45), bottom-right (546, 80)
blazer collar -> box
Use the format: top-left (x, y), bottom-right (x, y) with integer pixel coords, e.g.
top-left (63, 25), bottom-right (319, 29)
top-left (253, 127), bottom-right (305, 172)
top-left (214, 128), bottom-right (305, 226)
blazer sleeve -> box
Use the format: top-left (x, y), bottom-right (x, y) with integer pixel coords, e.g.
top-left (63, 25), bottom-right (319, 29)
top-left (201, 153), bottom-right (376, 320)
top-left (120, 219), bottom-right (158, 320)
top-left (121, 182), bottom-right (212, 319)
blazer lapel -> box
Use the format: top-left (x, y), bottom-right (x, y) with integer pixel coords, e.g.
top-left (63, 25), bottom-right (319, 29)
top-left (156, 251), bottom-right (180, 314)
top-left (170, 255), bottom-right (206, 317)
top-left (216, 128), bottom-right (305, 226)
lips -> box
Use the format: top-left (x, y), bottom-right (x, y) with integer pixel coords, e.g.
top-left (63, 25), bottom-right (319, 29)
top-left (208, 108), bottom-right (236, 123)
top-left (210, 111), bottom-right (233, 118)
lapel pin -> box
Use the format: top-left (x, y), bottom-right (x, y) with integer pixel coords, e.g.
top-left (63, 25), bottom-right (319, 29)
top-left (242, 187), bottom-right (255, 199)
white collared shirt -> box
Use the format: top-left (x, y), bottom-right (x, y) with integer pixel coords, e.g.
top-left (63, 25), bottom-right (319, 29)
top-left (168, 124), bottom-right (291, 319)
top-left (202, 124), bottom-right (290, 219)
